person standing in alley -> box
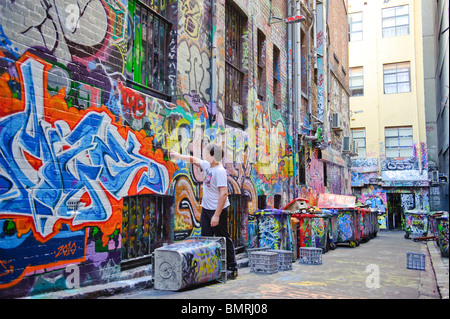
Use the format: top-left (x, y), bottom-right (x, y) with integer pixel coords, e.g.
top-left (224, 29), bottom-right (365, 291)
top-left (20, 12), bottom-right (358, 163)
top-left (169, 143), bottom-right (238, 279)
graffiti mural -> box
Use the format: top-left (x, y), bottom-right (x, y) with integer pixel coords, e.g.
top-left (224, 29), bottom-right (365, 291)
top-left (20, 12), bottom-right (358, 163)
top-left (0, 0), bottom-right (320, 297)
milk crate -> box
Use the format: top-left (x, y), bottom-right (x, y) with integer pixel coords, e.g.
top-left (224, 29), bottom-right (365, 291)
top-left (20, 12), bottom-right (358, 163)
top-left (268, 249), bottom-right (293, 270)
top-left (249, 251), bottom-right (278, 274)
top-left (298, 247), bottom-right (323, 265)
top-left (406, 252), bottom-right (426, 270)
top-left (247, 247), bottom-right (271, 266)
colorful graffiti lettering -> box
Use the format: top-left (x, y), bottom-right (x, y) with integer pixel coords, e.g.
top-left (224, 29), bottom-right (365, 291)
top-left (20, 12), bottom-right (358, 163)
top-left (337, 212), bottom-right (353, 242)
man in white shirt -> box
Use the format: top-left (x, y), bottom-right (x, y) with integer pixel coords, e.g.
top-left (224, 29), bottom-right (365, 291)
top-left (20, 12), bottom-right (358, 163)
top-left (170, 143), bottom-right (238, 278)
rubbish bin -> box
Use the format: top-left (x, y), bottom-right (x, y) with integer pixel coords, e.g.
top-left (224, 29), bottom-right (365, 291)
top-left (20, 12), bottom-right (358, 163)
top-left (292, 212), bottom-right (330, 253)
top-left (435, 213), bottom-right (449, 257)
top-left (248, 214), bottom-right (259, 249)
top-left (255, 209), bottom-right (294, 251)
top-left (429, 211), bottom-right (445, 239)
top-left (370, 208), bottom-right (380, 238)
top-left (357, 207), bottom-right (371, 243)
top-left (336, 209), bottom-right (359, 248)
top-left (153, 236), bottom-right (227, 291)
top-left (316, 193), bottom-right (358, 248)
top-left (403, 210), bottom-right (429, 239)
top-left (323, 209), bottom-right (339, 250)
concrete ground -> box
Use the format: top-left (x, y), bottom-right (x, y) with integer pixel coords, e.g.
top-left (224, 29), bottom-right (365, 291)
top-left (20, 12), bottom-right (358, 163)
top-left (26, 230), bottom-right (448, 300)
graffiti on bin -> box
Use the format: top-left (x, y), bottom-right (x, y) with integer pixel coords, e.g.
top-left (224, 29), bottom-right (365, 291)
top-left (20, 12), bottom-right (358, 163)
top-left (337, 213), bottom-right (353, 242)
top-left (258, 215), bottom-right (283, 249)
top-left (164, 240), bottom-right (222, 286)
top-left (437, 220), bottom-right (448, 256)
top-left (405, 215), bottom-right (428, 236)
top-left (300, 218), bottom-right (326, 248)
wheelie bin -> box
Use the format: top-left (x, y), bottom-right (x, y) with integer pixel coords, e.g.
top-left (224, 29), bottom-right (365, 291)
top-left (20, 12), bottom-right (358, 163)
top-left (321, 209), bottom-right (338, 250)
top-left (357, 207), bottom-right (372, 243)
top-left (316, 193), bottom-right (359, 248)
top-left (368, 208), bottom-right (380, 238)
top-left (248, 214), bottom-right (259, 249)
top-left (293, 211), bottom-right (330, 253)
top-left (403, 210), bottom-right (429, 239)
top-left (429, 211), bottom-right (445, 239)
top-left (435, 213), bottom-right (448, 257)
top-left (336, 209), bottom-right (359, 247)
top-left (254, 209), bottom-right (294, 251)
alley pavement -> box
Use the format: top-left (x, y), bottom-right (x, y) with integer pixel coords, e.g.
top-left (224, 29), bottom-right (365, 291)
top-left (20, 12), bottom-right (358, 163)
top-left (26, 230), bottom-right (448, 300)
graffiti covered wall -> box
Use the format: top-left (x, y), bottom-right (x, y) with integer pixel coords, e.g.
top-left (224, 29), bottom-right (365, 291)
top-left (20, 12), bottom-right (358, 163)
top-left (0, 0), bottom-right (180, 297)
top-left (0, 0), bottom-right (299, 297)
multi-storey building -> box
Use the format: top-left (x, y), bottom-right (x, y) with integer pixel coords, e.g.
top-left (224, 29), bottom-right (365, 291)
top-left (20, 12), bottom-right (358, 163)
top-left (0, 0), bottom-right (350, 297)
top-left (348, 0), bottom-right (431, 230)
top-left (422, 0), bottom-right (449, 211)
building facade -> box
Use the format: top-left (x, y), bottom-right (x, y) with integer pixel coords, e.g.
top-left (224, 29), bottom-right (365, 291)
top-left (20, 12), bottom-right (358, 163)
top-left (422, 0), bottom-right (449, 211)
top-left (0, 0), bottom-right (350, 297)
top-left (348, 0), bottom-right (430, 230)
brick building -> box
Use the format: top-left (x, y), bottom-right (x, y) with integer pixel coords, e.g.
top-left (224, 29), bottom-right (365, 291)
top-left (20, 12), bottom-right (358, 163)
top-left (0, 0), bottom-right (350, 297)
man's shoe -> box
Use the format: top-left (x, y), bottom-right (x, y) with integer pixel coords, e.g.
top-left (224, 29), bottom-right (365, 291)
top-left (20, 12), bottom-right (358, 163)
top-left (227, 268), bottom-right (238, 279)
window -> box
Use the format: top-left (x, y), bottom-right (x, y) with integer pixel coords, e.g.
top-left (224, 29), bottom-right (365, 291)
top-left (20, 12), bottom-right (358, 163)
top-left (352, 129), bottom-right (366, 157)
top-left (382, 5), bottom-right (409, 38)
top-left (385, 127), bottom-right (413, 158)
top-left (349, 12), bottom-right (363, 41)
top-left (257, 30), bottom-right (266, 101)
top-left (225, 2), bottom-right (247, 127)
top-left (350, 67), bottom-right (364, 96)
top-left (383, 62), bottom-right (410, 94)
top-left (273, 45), bottom-right (280, 109)
top-left (298, 146), bottom-right (306, 185)
top-left (122, 194), bottom-right (174, 269)
top-left (128, 0), bottom-right (172, 99)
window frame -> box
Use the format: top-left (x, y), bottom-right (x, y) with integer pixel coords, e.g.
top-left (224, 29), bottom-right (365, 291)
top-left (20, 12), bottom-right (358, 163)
top-left (349, 12), bottom-right (363, 42)
top-left (383, 62), bottom-right (411, 94)
top-left (273, 44), bottom-right (280, 109)
top-left (350, 66), bottom-right (364, 97)
top-left (382, 5), bottom-right (409, 38)
top-left (257, 29), bottom-right (266, 101)
top-left (385, 126), bottom-right (414, 158)
top-left (352, 128), bottom-right (366, 158)
top-left (225, 1), bottom-right (247, 129)
top-left (127, 0), bottom-right (173, 101)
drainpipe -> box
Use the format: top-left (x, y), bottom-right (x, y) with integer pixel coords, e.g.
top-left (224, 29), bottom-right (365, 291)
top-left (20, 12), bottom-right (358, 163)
top-left (326, 0), bottom-right (331, 136)
top-left (294, 0), bottom-right (301, 129)
top-left (313, 0), bottom-right (317, 69)
top-left (287, 0), bottom-right (295, 193)
top-left (307, 3), bottom-right (315, 121)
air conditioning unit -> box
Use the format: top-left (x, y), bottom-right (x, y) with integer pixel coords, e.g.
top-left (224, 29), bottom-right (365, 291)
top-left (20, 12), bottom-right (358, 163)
top-left (351, 140), bottom-right (359, 156)
top-left (332, 112), bottom-right (342, 130)
top-left (342, 136), bottom-right (351, 153)
top-left (430, 170), bottom-right (439, 183)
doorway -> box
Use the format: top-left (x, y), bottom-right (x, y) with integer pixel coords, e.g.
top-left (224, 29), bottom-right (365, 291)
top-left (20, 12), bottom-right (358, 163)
top-left (387, 193), bottom-right (402, 229)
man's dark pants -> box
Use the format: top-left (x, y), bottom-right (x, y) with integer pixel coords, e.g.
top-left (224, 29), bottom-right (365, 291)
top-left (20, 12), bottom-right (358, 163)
top-left (201, 207), bottom-right (237, 270)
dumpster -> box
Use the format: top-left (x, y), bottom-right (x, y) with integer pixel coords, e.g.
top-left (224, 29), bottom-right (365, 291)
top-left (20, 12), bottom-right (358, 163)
top-left (403, 210), bottom-right (429, 239)
top-left (357, 207), bottom-right (372, 243)
top-left (322, 209), bottom-right (339, 250)
top-left (336, 209), bottom-right (359, 247)
top-left (153, 236), bottom-right (227, 291)
top-left (248, 214), bottom-right (259, 249)
top-left (254, 209), bottom-right (294, 251)
top-left (369, 208), bottom-right (380, 238)
top-left (429, 211), bottom-right (445, 239)
top-left (292, 211), bottom-right (330, 253)
top-left (435, 213), bottom-right (449, 257)
top-left (317, 194), bottom-right (359, 248)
